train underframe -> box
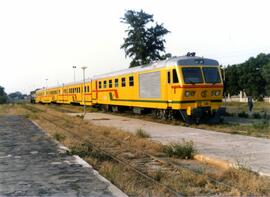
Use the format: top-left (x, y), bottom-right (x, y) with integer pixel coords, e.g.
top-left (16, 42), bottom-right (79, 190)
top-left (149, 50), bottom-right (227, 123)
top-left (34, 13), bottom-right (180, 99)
top-left (97, 104), bottom-right (226, 124)
top-left (35, 101), bottom-right (225, 124)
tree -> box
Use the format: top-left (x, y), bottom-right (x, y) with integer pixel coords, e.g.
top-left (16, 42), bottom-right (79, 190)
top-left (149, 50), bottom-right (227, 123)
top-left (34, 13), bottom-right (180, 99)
top-left (262, 62), bottom-right (270, 95)
top-left (8, 91), bottom-right (24, 100)
top-left (224, 65), bottom-right (241, 96)
top-left (0, 86), bottom-right (7, 104)
top-left (121, 10), bottom-right (170, 67)
top-left (225, 53), bottom-right (270, 98)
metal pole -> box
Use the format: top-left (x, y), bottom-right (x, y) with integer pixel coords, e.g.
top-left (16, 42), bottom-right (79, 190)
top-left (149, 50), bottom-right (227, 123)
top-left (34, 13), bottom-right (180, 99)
top-left (223, 67), bottom-right (226, 108)
top-left (62, 83), bottom-right (64, 103)
top-left (81, 66), bottom-right (87, 117)
top-left (72, 66), bottom-right (76, 83)
top-left (45, 79), bottom-right (48, 95)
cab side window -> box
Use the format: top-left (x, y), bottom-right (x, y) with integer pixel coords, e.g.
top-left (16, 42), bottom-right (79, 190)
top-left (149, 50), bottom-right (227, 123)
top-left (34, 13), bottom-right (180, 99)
top-left (167, 71), bottom-right (171, 83)
top-left (172, 69), bottom-right (179, 83)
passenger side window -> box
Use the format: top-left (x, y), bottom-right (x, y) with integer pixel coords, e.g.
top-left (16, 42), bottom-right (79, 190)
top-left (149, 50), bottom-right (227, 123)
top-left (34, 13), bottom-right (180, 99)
top-left (173, 69), bottom-right (179, 83)
top-left (129, 76), bottom-right (134, 86)
top-left (103, 80), bottom-right (107, 88)
top-left (167, 71), bottom-right (171, 83)
top-left (115, 79), bottom-right (119, 88)
top-left (99, 81), bottom-right (102, 89)
top-left (109, 80), bottom-right (112, 88)
top-left (121, 77), bottom-right (126, 87)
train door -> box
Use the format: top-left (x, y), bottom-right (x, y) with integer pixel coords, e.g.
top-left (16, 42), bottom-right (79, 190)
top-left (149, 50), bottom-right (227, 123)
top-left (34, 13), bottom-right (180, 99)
top-left (91, 80), bottom-right (98, 104)
top-left (167, 69), bottom-right (173, 108)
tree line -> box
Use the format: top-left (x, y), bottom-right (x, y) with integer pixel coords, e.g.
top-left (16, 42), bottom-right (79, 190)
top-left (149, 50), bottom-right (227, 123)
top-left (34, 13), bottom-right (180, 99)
top-left (224, 53), bottom-right (270, 99)
top-left (0, 86), bottom-right (7, 104)
top-left (121, 10), bottom-right (270, 100)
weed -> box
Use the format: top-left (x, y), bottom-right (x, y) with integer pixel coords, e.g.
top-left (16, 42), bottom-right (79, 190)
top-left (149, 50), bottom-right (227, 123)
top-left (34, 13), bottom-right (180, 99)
top-left (163, 140), bottom-right (197, 159)
top-left (70, 143), bottom-right (92, 157)
top-left (53, 132), bottom-right (66, 141)
top-left (90, 150), bottom-right (112, 162)
top-left (238, 111), bottom-right (249, 118)
top-left (224, 111), bottom-right (234, 117)
top-left (153, 169), bottom-right (163, 182)
top-left (135, 128), bottom-right (150, 138)
top-left (252, 120), bottom-right (269, 130)
top-left (70, 143), bottom-right (112, 162)
top-left (252, 113), bottom-right (262, 119)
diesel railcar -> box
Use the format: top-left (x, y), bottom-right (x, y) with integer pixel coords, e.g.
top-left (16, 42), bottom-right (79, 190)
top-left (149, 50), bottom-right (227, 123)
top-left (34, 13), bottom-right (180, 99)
top-left (35, 54), bottom-right (225, 123)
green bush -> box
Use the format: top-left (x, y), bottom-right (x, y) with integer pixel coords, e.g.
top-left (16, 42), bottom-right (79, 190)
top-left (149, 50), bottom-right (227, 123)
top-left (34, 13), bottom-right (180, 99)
top-left (252, 113), bottom-right (262, 119)
top-left (163, 140), bottom-right (197, 159)
top-left (238, 111), bottom-right (249, 118)
top-left (53, 132), bottom-right (66, 141)
top-left (136, 128), bottom-right (150, 138)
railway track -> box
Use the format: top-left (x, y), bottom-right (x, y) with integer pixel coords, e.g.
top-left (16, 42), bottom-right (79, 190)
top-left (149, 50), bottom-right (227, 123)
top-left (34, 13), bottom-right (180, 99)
top-left (22, 104), bottom-right (243, 196)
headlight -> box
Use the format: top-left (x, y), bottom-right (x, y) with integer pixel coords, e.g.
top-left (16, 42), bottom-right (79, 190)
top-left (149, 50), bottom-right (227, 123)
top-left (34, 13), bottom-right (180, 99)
top-left (185, 91), bottom-right (195, 97)
top-left (211, 90), bottom-right (221, 96)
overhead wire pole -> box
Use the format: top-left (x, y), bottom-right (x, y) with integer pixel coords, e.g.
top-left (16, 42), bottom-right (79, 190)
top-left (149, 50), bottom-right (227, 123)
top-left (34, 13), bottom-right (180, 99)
top-left (45, 79), bottom-right (48, 95)
top-left (223, 66), bottom-right (226, 108)
top-left (72, 66), bottom-right (77, 83)
top-left (81, 66), bottom-right (87, 117)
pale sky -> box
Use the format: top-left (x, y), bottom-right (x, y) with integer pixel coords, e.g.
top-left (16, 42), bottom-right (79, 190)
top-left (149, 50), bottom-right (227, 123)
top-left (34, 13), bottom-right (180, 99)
top-left (0, 0), bottom-right (270, 94)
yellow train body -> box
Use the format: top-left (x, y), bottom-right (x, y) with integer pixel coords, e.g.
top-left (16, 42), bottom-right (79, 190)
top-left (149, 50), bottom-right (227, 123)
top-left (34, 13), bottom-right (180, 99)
top-left (35, 55), bottom-right (224, 121)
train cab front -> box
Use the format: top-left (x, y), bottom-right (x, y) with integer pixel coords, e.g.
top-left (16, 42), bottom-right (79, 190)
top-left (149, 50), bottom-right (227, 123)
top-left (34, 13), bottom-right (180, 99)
top-left (176, 58), bottom-right (225, 123)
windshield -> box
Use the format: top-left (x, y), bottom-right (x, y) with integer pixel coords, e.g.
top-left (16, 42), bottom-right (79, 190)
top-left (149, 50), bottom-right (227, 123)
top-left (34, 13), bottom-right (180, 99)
top-left (182, 67), bottom-right (203, 84)
top-left (203, 67), bottom-right (221, 84)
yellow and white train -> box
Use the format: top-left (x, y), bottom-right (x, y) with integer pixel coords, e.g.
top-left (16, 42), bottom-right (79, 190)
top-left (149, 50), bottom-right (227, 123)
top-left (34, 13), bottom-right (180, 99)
top-left (34, 54), bottom-right (225, 123)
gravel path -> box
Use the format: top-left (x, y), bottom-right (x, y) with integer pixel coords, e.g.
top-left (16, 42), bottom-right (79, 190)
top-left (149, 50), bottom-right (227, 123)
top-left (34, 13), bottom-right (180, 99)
top-left (0, 115), bottom-right (126, 197)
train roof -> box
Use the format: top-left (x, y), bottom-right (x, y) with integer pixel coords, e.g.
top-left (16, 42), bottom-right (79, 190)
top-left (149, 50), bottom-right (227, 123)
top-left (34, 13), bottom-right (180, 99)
top-left (37, 55), bottom-right (219, 91)
top-left (92, 55), bottom-right (219, 80)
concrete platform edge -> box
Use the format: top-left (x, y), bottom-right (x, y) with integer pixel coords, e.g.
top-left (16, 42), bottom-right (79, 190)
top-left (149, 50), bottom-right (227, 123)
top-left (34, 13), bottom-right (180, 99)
top-left (194, 154), bottom-right (234, 170)
top-left (195, 154), bottom-right (270, 177)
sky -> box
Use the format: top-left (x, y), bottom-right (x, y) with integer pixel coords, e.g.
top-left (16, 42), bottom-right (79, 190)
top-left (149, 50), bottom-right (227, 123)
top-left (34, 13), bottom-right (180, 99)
top-left (0, 0), bottom-right (270, 94)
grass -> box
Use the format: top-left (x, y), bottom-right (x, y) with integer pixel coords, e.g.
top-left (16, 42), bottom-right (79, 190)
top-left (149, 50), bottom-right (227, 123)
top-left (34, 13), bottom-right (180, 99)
top-left (163, 140), bottom-right (197, 159)
top-left (135, 128), bottom-right (150, 138)
top-left (53, 132), bottom-right (66, 141)
top-left (224, 101), bottom-right (270, 114)
top-left (252, 120), bottom-right (269, 130)
top-left (70, 143), bottom-right (112, 162)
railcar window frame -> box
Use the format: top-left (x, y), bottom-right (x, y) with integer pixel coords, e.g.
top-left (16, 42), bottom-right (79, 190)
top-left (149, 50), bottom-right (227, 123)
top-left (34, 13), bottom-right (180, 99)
top-left (109, 79), bottom-right (112, 88)
top-left (121, 77), bottom-right (126, 87)
top-left (103, 80), bottom-right (107, 89)
top-left (129, 76), bottom-right (134, 86)
top-left (99, 81), bottom-right (102, 89)
top-left (115, 78), bottom-right (119, 88)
